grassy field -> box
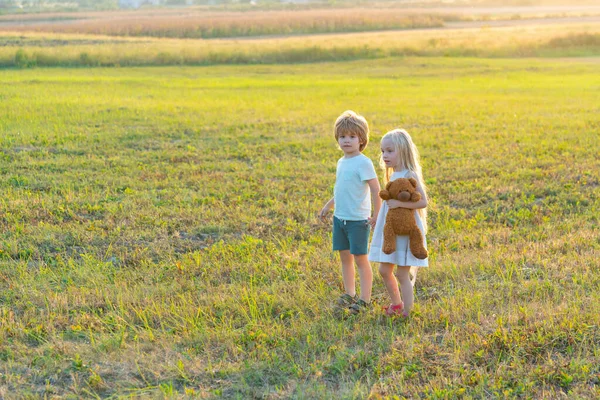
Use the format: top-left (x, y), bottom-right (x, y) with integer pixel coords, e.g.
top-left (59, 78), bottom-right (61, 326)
top-left (0, 54), bottom-right (598, 397)
top-left (0, 8), bottom-right (446, 39)
top-left (1, 3), bottom-right (600, 40)
top-left (1, 3), bottom-right (599, 68)
top-left (1, 22), bottom-right (599, 68)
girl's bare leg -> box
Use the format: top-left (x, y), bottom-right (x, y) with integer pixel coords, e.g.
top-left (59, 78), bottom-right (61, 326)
top-left (339, 250), bottom-right (356, 297)
top-left (395, 266), bottom-right (414, 312)
top-left (354, 254), bottom-right (372, 302)
top-left (378, 262), bottom-right (402, 305)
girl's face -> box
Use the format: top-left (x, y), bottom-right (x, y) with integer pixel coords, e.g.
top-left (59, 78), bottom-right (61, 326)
top-left (338, 133), bottom-right (362, 157)
top-left (381, 137), bottom-right (400, 169)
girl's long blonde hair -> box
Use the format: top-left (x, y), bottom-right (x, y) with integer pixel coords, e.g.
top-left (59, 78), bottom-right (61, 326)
top-left (380, 129), bottom-right (428, 233)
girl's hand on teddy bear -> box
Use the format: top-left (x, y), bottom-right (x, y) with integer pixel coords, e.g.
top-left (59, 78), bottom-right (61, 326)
top-left (387, 199), bottom-right (403, 209)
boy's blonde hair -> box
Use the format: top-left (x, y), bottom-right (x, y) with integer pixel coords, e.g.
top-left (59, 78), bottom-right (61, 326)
top-left (380, 128), bottom-right (428, 233)
top-left (334, 110), bottom-right (369, 152)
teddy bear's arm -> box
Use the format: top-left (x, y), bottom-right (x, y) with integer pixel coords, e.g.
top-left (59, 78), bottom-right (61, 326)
top-left (379, 190), bottom-right (391, 200)
top-left (410, 192), bottom-right (421, 202)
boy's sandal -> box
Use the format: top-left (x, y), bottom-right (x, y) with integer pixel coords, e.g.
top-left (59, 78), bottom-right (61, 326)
top-left (384, 302), bottom-right (407, 317)
top-left (348, 299), bottom-right (370, 315)
top-left (337, 293), bottom-right (357, 307)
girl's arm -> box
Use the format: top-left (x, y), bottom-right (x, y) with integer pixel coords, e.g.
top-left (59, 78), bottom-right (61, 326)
top-left (387, 174), bottom-right (428, 210)
top-left (367, 178), bottom-right (381, 227)
top-left (319, 197), bottom-right (335, 221)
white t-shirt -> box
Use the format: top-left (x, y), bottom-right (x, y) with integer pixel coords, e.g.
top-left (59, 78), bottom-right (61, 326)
top-left (333, 154), bottom-right (377, 221)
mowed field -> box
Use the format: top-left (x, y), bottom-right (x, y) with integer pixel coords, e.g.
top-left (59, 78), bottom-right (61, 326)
top-left (0, 3), bottom-right (600, 398)
top-left (1, 56), bottom-right (599, 398)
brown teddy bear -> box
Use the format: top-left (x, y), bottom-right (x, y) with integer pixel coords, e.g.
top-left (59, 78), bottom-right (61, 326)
top-left (379, 178), bottom-right (428, 259)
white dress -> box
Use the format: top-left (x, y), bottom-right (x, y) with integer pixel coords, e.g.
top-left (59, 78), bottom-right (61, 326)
top-left (369, 170), bottom-right (428, 283)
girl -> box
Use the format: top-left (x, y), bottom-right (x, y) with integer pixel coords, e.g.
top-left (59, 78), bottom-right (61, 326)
top-left (368, 129), bottom-right (429, 317)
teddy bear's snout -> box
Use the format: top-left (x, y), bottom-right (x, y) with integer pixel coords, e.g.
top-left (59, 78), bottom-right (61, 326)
top-left (397, 191), bottom-right (411, 201)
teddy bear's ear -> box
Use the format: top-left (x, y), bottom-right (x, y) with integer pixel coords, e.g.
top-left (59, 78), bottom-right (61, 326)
top-left (408, 178), bottom-right (417, 188)
top-left (386, 181), bottom-right (393, 190)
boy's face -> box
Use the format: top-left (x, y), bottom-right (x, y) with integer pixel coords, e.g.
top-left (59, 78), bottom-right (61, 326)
top-left (338, 132), bottom-right (362, 157)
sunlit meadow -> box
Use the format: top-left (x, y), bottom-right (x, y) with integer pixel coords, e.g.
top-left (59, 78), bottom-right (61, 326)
top-left (0, 4), bottom-right (599, 398)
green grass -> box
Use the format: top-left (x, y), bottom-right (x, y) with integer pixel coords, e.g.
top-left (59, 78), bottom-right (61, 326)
top-left (0, 56), bottom-right (599, 397)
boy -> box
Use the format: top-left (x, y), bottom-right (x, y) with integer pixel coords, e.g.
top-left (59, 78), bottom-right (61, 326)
top-left (319, 110), bottom-right (381, 314)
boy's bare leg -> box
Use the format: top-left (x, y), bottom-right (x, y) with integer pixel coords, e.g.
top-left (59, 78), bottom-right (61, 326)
top-left (339, 250), bottom-right (356, 297)
top-left (379, 262), bottom-right (402, 305)
top-left (354, 254), bottom-right (372, 303)
top-left (395, 266), bottom-right (414, 312)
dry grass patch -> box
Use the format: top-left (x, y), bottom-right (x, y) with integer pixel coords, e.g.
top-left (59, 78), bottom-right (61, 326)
top-left (1, 21), bottom-right (600, 67)
top-left (0, 8), bottom-right (446, 39)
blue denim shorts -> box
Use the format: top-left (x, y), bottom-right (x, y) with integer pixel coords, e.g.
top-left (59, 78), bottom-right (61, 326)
top-left (332, 216), bottom-right (370, 255)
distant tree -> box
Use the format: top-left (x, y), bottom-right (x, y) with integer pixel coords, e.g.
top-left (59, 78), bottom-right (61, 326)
top-left (0, 0), bottom-right (18, 8)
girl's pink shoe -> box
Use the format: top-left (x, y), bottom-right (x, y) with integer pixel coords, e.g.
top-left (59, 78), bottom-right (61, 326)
top-left (384, 302), bottom-right (405, 317)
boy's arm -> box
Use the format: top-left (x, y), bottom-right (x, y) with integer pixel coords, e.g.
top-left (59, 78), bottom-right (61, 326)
top-left (367, 178), bottom-right (381, 228)
top-left (319, 197), bottom-right (335, 221)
